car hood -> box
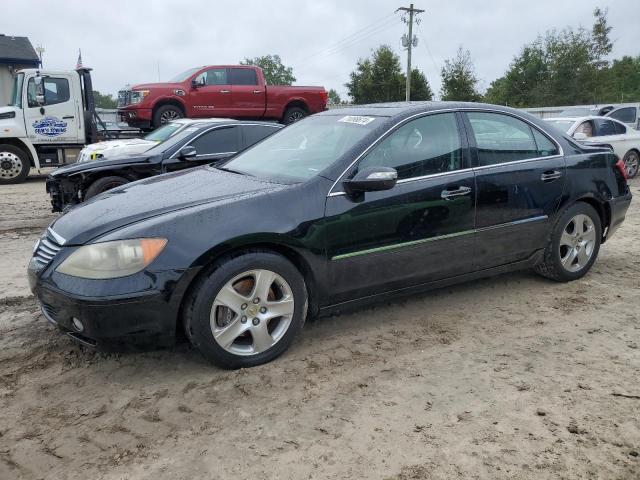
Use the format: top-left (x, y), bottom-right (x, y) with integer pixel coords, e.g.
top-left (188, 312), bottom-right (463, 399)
top-left (77, 138), bottom-right (157, 162)
top-left (129, 82), bottom-right (183, 91)
top-left (50, 166), bottom-right (286, 244)
top-left (49, 154), bottom-right (154, 178)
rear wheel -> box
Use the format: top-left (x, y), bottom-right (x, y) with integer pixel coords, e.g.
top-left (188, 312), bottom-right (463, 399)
top-left (84, 176), bottom-right (129, 200)
top-left (0, 144), bottom-right (30, 184)
top-left (622, 150), bottom-right (639, 178)
top-left (535, 203), bottom-right (601, 282)
top-left (184, 251), bottom-right (307, 369)
top-left (282, 106), bottom-right (307, 125)
top-left (153, 104), bottom-right (183, 129)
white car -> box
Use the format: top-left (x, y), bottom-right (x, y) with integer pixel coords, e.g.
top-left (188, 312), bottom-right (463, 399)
top-left (546, 116), bottom-right (640, 178)
top-left (77, 119), bottom-right (201, 163)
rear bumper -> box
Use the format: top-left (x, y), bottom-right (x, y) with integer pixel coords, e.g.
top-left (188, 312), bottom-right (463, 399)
top-left (606, 191), bottom-right (632, 240)
top-left (118, 107), bottom-right (152, 129)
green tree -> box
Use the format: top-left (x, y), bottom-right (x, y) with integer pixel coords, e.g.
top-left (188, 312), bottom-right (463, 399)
top-left (327, 88), bottom-right (342, 105)
top-left (240, 54), bottom-right (296, 85)
top-left (440, 47), bottom-right (482, 102)
top-left (92, 90), bottom-right (117, 109)
top-left (346, 45), bottom-right (405, 104)
top-left (600, 56), bottom-right (640, 103)
top-left (409, 69), bottom-right (434, 101)
top-left (591, 7), bottom-right (613, 69)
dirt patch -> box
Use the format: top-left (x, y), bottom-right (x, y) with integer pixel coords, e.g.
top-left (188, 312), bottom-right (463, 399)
top-left (0, 178), bottom-right (638, 479)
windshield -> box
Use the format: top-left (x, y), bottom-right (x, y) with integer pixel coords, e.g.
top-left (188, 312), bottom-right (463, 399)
top-left (143, 122), bottom-right (184, 142)
top-left (168, 67), bottom-right (202, 83)
top-left (546, 119), bottom-right (576, 133)
top-left (9, 73), bottom-right (24, 107)
top-left (144, 125), bottom-right (202, 155)
top-left (558, 108), bottom-right (596, 117)
top-left (222, 115), bottom-right (379, 182)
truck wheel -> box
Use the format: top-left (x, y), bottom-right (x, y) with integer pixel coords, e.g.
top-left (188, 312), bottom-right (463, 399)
top-left (623, 150), bottom-right (639, 178)
top-left (0, 144), bottom-right (30, 184)
top-left (84, 176), bottom-right (129, 200)
top-left (282, 106), bottom-right (307, 125)
top-left (153, 105), bottom-right (183, 128)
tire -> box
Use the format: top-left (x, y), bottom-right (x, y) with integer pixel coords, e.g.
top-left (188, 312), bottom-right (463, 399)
top-left (622, 150), bottom-right (639, 179)
top-left (535, 202), bottom-right (602, 282)
top-left (183, 251), bottom-right (308, 369)
top-left (84, 176), bottom-right (129, 200)
top-left (0, 144), bottom-right (30, 184)
top-left (281, 106), bottom-right (307, 125)
top-left (152, 104), bottom-right (184, 128)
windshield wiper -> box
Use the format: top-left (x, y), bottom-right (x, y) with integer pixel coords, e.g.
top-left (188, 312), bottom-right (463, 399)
top-left (216, 166), bottom-right (253, 176)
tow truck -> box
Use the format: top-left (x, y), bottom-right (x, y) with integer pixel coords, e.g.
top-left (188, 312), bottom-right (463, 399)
top-left (0, 68), bottom-right (139, 184)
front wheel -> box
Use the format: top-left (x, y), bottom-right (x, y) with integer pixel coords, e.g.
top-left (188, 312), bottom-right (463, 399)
top-left (152, 105), bottom-right (184, 129)
top-left (535, 203), bottom-right (602, 282)
top-left (84, 176), bottom-right (129, 201)
top-left (623, 150), bottom-right (639, 179)
top-left (183, 251), bottom-right (307, 369)
top-left (0, 144), bottom-right (30, 184)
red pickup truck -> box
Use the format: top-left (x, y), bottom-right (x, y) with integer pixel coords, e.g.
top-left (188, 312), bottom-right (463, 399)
top-left (118, 65), bottom-right (328, 129)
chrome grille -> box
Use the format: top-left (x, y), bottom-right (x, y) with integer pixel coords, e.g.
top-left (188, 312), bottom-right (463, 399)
top-left (33, 228), bottom-right (65, 268)
top-left (117, 90), bottom-right (131, 108)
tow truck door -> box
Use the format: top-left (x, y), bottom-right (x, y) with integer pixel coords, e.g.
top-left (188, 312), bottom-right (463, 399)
top-left (23, 72), bottom-right (83, 145)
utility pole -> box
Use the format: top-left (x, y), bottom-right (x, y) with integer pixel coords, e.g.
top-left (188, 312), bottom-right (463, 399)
top-left (396, 4), bottom-right (424, 101)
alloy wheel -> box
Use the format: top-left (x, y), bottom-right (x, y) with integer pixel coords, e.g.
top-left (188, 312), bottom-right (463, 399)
top-left (624, 152), bottom-right (639, 178)
top-left (160, 110), bottom-right (181, 123)
top-left (210, 269), bottom-right (295, 356)
top-left (559, 214), bottom-right (596, 272)
top-left (0, 151), bottom-right (23, 180)
top-left (288, 111), bottom-right (304, 123)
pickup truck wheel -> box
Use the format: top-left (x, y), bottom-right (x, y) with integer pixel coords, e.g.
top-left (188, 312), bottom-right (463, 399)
top-left (0, 144), bottom-right (30, 184)
top-left (153, 105), bottom-right (183, 128)
top-left (282, 106), bottom-right (307, 125)
top-left (623, 150), bottom-right (639, 178)
top-left (84, 176), bottom-right (129, 200)
top-left (534, 203), bottom-right (601, 282)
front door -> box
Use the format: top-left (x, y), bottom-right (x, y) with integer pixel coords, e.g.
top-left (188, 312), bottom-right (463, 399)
top-left (163, 126), bottom-right (240, 172)
top-left (24, 73), bottom-right (82, 144)
top-left (463, 111), bottom-right (565, 270)
top-left (188, 68), bottom-right (233, 117)
top-left (229, 67), bottom-right (265, 117)
top-left (325, 112), bottom-right (476, 303)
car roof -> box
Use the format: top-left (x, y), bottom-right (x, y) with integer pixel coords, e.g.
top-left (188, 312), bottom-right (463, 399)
top-left (168, 118), bottom-right (282, 128)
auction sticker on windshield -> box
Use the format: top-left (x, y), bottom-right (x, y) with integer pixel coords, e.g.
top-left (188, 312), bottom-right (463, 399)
top-left (338, 115), bottom-right (376, 125)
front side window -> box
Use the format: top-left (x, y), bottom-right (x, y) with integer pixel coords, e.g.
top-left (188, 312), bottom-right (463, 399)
top-left (27, 77), bottom-right (70, 107)
top-left (357, 113), bottom-right (463, 179)
top-left (190, 127), bottom-right (239, 155)
top-left (230, 68), bottom-right (258, 86)
top-left (195, 68), bottom-right (228, 86)
top-left (467, 112), bottom-right (539, 166)
top-left (241, 125), bottom-right (280, 148)
top-left (609, 107), bottom-right (637, 124)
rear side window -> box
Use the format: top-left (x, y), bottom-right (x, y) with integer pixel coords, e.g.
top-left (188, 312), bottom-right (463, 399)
top-left (230, 68), bottom-right (258, 86)
top-left (358, 112), bottom-right (464, 180)
top-left (609, 107), bottom-right (637, 124)
top-left (467, 112), bottom-right (538, 166)
top-left (190, 127), bottom-right (239, 155)
top-left (613, 122), bottom-right (627, 135)
top-left (242, 125), bottom-right (279, 148)
top-left (595, 119), bottom-right (617, 136)
top-left (532, 129), bottom-right (559, 157)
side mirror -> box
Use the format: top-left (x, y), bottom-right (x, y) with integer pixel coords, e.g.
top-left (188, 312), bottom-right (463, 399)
top-left (34, 76), bottom-right (45, 105)
top-left (343, 166), bottom-right (397, 195)
top-left (191, 78), bottom-right (204, 89)
top-left (178, 146), bottom-right (197, 160)
top-left (573, 132), bottom-right (588, 141)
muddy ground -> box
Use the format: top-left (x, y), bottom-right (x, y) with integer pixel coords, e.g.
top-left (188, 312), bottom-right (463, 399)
top-left (0, 176), bottom-right (639, 480)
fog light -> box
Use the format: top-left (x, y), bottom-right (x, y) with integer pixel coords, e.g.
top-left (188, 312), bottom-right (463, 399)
top-left (71, 317), bottom-right (84, 332)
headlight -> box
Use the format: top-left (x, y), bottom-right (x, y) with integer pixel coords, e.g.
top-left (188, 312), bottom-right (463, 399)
top-left (130, 90), bottom-right (150, 104)
top-left (56, 238), bottom-right (167, 279)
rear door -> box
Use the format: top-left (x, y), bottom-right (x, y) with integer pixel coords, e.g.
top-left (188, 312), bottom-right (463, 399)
top-left (24, 73), bottom-right (82, 144)
top-left (229, 68), bottom-right (265, 117)
top-left (188, 68), bottom-right (233, 117)
top-left (463, 110), bottom-right (565, 270)
top-left (325, 112), bottom-right (476, 303)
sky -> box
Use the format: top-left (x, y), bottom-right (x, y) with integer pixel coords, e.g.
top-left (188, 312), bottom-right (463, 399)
top-left (3, 0), bottom-right (639, 100)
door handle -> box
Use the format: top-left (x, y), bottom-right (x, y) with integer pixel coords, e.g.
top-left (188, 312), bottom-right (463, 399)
top-left (253, 90), bottom-right (262, 94)
top-left (441, 186), bottom-right (472, 200)
top-left (540, 170), bottom-right (563, 182)
top-left (62, 115), bottom-right (74, 119)
top-left (219, 89), bottom-right (230, 94)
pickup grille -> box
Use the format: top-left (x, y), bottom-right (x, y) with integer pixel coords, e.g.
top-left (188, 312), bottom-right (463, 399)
top-left (117, 90), bottom-right (131, 108)
top-left (33, 228), bottom-right (65, 268)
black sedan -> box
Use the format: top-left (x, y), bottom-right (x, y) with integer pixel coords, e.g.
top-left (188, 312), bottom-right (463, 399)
top-left (46, 119), bottom-right (282, 212)
top-left (29, 102), bottom-right (632, 369)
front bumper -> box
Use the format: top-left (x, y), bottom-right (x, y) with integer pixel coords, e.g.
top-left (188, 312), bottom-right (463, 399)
top-left (28, 258), bottom-right (199, 350)
top-left (118, 107), bottom-right (152, 129)
top-left (46, 176), bottom-right (79, 212)
top-left (605, 191), bottom-right (632, 240)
